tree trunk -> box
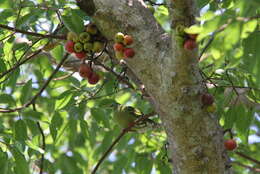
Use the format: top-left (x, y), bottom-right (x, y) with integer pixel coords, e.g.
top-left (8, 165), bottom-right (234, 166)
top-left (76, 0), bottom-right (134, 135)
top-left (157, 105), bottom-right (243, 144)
top-left (77, 0), bottom-right (231, 173)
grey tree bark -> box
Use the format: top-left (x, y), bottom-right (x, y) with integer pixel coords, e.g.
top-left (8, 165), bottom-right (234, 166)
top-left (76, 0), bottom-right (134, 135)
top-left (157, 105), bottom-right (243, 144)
top-left (77, 0), bottom-right (231, 173)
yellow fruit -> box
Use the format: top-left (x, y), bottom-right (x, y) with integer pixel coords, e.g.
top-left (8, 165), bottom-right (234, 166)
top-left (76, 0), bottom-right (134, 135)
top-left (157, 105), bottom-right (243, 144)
top-left (79, 32), bottom-right (91, 43)
top-left (114, 32), bottom-right (124, 43)
top-left (92, 41), bottom-right (104, 53)
top-left (67, 32), bottom-right (78, 41)
top-left (207, 104), bottom-right (216, 113)
top-left (115, 51), bottom-right (124, 59)
top-left (84, 42), bottom-right (93, 52)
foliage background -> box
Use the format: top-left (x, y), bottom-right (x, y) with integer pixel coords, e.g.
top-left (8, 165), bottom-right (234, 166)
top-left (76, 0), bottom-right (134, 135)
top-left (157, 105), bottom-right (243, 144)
top-left (0, 0), bottom-right (259, 173)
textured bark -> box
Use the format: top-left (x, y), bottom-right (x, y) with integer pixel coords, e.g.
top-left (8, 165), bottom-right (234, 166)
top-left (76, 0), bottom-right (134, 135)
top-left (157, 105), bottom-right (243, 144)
top-left (78, 0), bottom-right (231, 173)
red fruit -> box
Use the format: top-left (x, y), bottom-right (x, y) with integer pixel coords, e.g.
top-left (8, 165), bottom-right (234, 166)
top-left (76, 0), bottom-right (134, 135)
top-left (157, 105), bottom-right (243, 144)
top-left (124, 48), bottom-right (135, 58)
top-left (184, 39), bottom-right (196, 50)
top-left (201, 93), bottom-right (214, 106)
top-left (189, 34), bottom-right (198, 40)
top-left (224, 139), bottom-right (237, 151)
top-left (75, 52), bottom-right (86, 59)
top-left (79, 64), bottom-right (93, 79)
top-left (65, 40), bottom-right (75, 53)
top-left (88, 73), bottom-right (100, 85)
top-left (113, 43), bottom-right (124, 51)
top-left (123, 35), bottom-right (133, 45)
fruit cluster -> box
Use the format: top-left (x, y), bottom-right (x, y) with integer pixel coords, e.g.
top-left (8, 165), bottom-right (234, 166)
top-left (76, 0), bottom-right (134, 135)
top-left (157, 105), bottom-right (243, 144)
top-left (184, 34), bottom-right (198, 50)
top-left (113, 32), bottom-right (135, 59)
top-left (65, 23), bottom-right (105, 59)
top-left (201, 93), bottom-right (216, 113)
top-left (79, 63), bottom-right (100, 85)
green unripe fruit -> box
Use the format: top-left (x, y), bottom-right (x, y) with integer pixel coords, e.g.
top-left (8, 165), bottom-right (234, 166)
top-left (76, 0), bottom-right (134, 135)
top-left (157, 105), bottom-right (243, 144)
top-left (67, 32), bottom-right (78, 41)
top-left (74, 42), bottom-right (83, 53)
top-left (79, 32), bottom-right (91, 43)
top-left (114, 32), bottom-right (124, 43)
top-left (84, 42), bottom-right (93, 52)
top-left (72, 35), bottom-right (80, 43)
top-left (115, 51), bottom-right (124, 59)
top-left (86, 24), bottom-right (98, 35)
top-left (206, 104), bottom-right (216, 113)
top-left (92, 41), bottom-right (104, 53)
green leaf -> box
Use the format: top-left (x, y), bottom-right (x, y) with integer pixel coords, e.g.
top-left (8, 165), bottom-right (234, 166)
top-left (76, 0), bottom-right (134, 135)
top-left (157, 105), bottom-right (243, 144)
top-left (10, 147), bottom-right (30, 174)
top-left (156, 161), bottom-right (172, 174)
top-left (51, 45), bottom-right (64, 62)
top-left (224, 107), bottom-right (237, 129)
top-left (80, 120), bottom-right (89, 139)
top-left (25, 140), bottom-right (44, 154)
top-left (0, 58), bottom-right (7, 74)
top-left (197, 0), bottom-right (210, 9)
top-left (61, 11), bottom-right (85, 34)
top-left (241, 20), bottom-right (257, 39)
top-left (0, 0), bottom-right (14, 9)
top-left (91, 108), bottom-right (110, 128)
top-left (184, 25), bottom-right (202, 34)
top-left (22, 110), bottom-right (42, 120)
top-left (136, 153), bottom-right (153, 174)
top-left (57, 154), bottom-right (83, 174)
top-left (50, 123), bottom-right (57, 142)
top-left (0, 93), bottom-right (16, 105)
top-left (7, 68), bottom-right (20, 90)
top-left (25, 119), bottom-right (40, 136)
top-left (51, 112), bottom-right (63, 128)
top-left (20, 79), bottom-right (32, 105)
top-left (242, 32), bottom-right (260, 86)
top-left (223, 22), bottom-right (242, 50)
top-left (235, 107), bottom-right (253, 134)
top-left (3, 41), bottom-right (13, 61)
top-left (198, 11), bottom-right (215, 21)
top-left (0, 150), bottom-right (8, 174)
top-left (14, 119), bottom-right (27, 142)
top-left (50, 112), bottom-right (63, 141)
top-left (55, 90), bottom-right (74, 110)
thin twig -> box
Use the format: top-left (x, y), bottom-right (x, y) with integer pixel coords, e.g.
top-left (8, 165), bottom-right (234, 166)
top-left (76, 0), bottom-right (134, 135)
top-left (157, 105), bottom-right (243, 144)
top-left (81, 88), bottom-right (130, 103)
top-left (198, 14), bottom-right (260, 61)
top-left (198, 34), bottom-right (215, 61)
top-left (93, 60), bottom-right (135, 90)
top-left (0, 24), bottom-right (66, 40)
top-left (235, 152), bottom-right (260, 166)
top-left (32, 103), bottom-right (45, 174)
top-left (0, 53), bottom-right (69, 113)
top-left (0, 49), bottom-right (42, 79)
top-left (217, 85), bottom-right (260, 91)
top-left (16, 71), bottom-right (75, 85)
top-left (36, 122), bottom-right (45, 174)
top-left (91, 111), bottom-right (156, 174)
top-left (225, 70), bottom-right (239, 96)
top-left (232, 161), bottom-right (260, 172)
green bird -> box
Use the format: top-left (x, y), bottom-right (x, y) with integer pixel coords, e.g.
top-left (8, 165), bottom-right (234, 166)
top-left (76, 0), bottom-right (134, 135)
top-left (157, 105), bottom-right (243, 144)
top-left (109, 102), bottom-right (160, 131)
top-left (111, 102), bottom-right (137, 129)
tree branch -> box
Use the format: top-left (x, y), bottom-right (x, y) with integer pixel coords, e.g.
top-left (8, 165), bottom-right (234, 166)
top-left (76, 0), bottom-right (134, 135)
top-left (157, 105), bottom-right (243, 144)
top-left (0, 24), bottom-right (66, 40)
top-left (232, 161), bottom-right (260, 172)
top-left (0, 49), bottom-right (42, 79)
top-left (235, 152), bottom-right (260, 166)
top-left (0, 53), bottom-right (69, 113)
